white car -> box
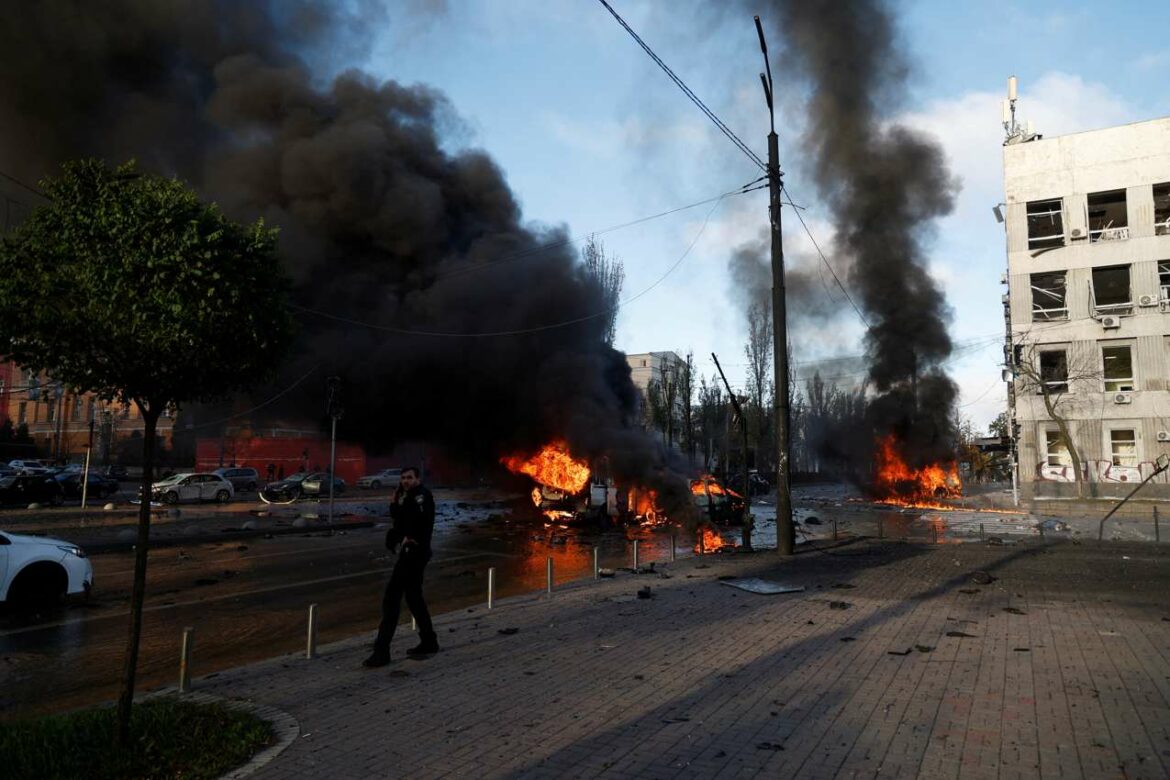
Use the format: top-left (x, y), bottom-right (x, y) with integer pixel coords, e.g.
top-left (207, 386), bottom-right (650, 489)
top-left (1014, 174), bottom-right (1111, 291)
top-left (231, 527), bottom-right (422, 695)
top-left (8, 459), bottom-right (50, 476)
top-left (357, 468), bottom-right (402, 489)
top-left (150, 473), bottom-right (235, 504)
top-left (0, 530), bottom-right (93, 606)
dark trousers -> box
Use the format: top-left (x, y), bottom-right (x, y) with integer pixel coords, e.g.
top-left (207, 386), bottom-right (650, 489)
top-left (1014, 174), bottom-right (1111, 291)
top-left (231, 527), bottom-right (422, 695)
top-left (373, 548), bottom-right (435, 653)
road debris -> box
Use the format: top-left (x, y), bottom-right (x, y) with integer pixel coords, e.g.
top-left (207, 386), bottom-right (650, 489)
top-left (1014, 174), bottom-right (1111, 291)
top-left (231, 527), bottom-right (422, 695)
top-left (946, 630), bottom-right (978, 638)
top-left (498, 627), bottom-right (519, 636)
top-left (829, 601), bottom-right (851, 610)
top-left (970, 571), bottom-right (995, 585)
top-left (718, 578), bottom-right (805, 595)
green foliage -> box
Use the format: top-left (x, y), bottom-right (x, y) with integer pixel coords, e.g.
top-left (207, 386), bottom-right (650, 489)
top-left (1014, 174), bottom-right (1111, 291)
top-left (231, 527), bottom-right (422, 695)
top-left (0, 697), bottom-right (273, 780)
top-left (0, 159), bottom-right (294, 411)
top-left (988, 411), bottom-right (1009, 438)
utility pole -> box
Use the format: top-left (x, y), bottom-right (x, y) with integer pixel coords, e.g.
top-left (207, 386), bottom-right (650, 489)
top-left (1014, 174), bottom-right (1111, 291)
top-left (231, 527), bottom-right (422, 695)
top-left (755, 16), bottom-right (794, 555)
top-left (325, 376), bottom-right (343, 524)
top-left (712, 353), bottom-right (751, 550)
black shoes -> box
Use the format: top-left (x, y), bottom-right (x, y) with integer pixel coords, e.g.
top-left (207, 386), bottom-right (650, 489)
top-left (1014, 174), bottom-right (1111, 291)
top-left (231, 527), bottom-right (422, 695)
top-left (362, 651), bottom-right (391, 668)
top-left (406, 640), bottom-right (440, 658)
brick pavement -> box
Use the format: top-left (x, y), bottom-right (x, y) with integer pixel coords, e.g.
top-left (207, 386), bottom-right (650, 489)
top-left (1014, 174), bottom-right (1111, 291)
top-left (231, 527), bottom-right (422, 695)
top-left (194, 539), bottom-right (1170, 779)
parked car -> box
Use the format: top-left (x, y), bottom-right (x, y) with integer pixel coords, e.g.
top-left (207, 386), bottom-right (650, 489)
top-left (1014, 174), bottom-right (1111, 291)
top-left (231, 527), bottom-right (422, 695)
top-left (104, 465), bottom-right (129, 481)
top-left (54, 471), bottom-right (120, 500)
top-left (147, 473), bottom-right (234, 505)
top-left (8, 459), bottom-right (50, 476)
top-left (262, 471), bottom-right (344, 501)
top-left (357, 468), bottom-right (402, 490)
top-left (214, 466), bottom-right (260, 492)
top-left (0, 530), bottom-right (93, 607)
top-left (0, 474), bottom-right (65, 507)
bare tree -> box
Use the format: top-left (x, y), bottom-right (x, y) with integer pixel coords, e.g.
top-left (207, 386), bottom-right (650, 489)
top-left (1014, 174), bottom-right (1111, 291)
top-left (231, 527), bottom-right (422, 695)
top-left (678, 351), bottom-right (696, 464)
top-left (697, 375), bottom-right (726, 471)
top-left (744, 300), bottom-right (772, 468)
top-left (582, 235), bottom-right (625, 346)
top-left (1012, 343), bottom-right (1102, 497)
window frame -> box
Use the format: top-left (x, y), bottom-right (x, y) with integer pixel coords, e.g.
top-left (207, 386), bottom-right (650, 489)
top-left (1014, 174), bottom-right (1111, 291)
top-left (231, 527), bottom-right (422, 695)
top-left (1030, 271), bottom-right (1068, 321)
top-left (1107, 427), bottom-right (1139, 468)
top-left (1026, 198), bottom-right (1065, 249)
top-left (1091, 264), bottom-right (1133, 317)
top-left (1101, 343), bottom-right (1136, 393)
top-left (1038, 349), bottom-right (1069, 394)
top-left (1086, 189), bottom-right (1129, 243)
top-left (1042, 427), bottom-right (1071, 468)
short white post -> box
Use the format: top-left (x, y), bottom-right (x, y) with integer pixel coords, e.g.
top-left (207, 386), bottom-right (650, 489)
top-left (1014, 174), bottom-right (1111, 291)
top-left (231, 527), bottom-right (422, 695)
top-left (306, 603), bottom-right (318, 659)
top-left (593, 547), bottom-right (599, 580)
top-left (488, 567), bottom-right (496, 609)
top-left (179, 627), bottom-right (194, 693)
top-left (632, 539), bottom-right (640, 571)
top-left (670, 533), bottom-right (676, 562)
top-left (411, 616), bottom-right (417, 632)
top-left (546, 556), bottom-right (554, 594)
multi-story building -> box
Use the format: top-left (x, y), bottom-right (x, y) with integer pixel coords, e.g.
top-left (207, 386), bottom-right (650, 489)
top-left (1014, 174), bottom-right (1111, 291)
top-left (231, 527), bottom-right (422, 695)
top-left (625, 351), bottom-right (688, 432)
top-left (1004, 115), bottom-right (1170, 498)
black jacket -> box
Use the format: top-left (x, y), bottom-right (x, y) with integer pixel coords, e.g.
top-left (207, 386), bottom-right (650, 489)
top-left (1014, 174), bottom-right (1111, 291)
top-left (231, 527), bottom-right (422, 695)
top-left (387, 484), bottom-right (435, 554)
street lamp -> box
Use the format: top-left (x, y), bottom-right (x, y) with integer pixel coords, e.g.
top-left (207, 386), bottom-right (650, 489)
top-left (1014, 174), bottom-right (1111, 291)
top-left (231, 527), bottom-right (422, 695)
top-left (754, 16), bottom-right (794, 554)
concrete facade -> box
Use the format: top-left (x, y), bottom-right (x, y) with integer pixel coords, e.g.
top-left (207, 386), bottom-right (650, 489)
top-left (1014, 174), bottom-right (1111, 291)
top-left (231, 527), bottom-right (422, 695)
top-left (1004, 117), bottom-right (1170, 498)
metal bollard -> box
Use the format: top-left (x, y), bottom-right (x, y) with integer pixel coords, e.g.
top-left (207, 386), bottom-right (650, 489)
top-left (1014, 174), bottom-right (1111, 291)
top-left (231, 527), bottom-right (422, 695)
top-left (1156, 506), bottom-right (1161, 543)
top-left (306, 604), bottom-right (318, 660)
top-left (932, 524), bottom-right (939, 544)
top-left (488, 567), bottom-right (496, 609)
top-left (699, 531), bottom-right (705, 556)
top-left (632, 539), bottom-right (640, 571)
top-left (411, 616), bottom-right (417, 632)
top-left (832, 518), bottom-right (838, 541)
top-left (593, 547), bottom-right (599, 580)
top-left (547, 557), bottom-right (554, 594)
top-left (179, 627), bottom-right (194, 693)
top-left (670, 533), bottom-right (677, 562)
top-left (877, 516), bottom-right (883, 539)
top-left (980, 522), bottom-right (985, 541)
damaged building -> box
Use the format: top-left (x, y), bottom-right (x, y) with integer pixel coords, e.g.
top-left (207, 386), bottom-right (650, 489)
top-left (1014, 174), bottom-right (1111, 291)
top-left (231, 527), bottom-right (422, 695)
top-left (1003, 113), bottom-right (1170, 498)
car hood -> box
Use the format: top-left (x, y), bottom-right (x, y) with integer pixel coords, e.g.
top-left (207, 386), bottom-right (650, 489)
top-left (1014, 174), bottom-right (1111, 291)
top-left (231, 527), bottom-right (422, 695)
top-left (2, 531), bottom-right (78, 548)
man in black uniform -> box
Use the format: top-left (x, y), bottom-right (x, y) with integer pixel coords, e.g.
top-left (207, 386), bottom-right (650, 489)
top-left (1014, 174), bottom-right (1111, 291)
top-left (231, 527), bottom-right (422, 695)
top-left (363, 466), bottom-right (439, 667)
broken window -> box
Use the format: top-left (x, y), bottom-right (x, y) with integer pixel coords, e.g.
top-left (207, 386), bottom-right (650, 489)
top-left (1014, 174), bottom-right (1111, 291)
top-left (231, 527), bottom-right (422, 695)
top-left (1038, 350), bottom-right (1068, 394)
top-left (1087, 189), bottom-right (1128, 242)
top-left (1160, 261), bottom-right (1170, 302)
top-left (1044, 430), bottom-right (1070, 467)
top-left (1030, 272), bottom-right (1067, 321)
top-left (1026, 198), bottom-right (1064, 249)
top-left (1102, 344), bottom-right (1135, 392)
top-left (1109, 429), bottom-right (1137, 467)
top-left (1155, 183), bottom-right (1170, 236)
top-left (1091, 265), bottom-right (1132, 316)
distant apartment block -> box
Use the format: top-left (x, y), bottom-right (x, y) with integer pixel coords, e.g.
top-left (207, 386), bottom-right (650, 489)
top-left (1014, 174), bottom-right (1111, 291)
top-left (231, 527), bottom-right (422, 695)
top-left (1004, 116), bottom-right (1170, 497)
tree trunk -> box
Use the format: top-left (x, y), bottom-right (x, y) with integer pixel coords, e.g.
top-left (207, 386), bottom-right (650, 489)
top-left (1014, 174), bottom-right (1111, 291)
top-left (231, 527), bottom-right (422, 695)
top-left (115, 404), bottom-right (161, 746)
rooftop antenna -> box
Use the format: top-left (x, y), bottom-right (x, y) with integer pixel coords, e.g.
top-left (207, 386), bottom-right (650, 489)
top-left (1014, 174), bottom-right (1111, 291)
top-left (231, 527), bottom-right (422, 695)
top-left (1002, 75), bottom-right (1020, 143)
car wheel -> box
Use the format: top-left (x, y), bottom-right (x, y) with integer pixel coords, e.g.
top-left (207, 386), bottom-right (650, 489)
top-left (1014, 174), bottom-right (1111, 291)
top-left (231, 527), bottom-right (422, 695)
top-left (371, 480), bottom-right (381, 490)
top-left (216, 489), bottom-right (231, 503)
top-left (7, 562), bottom-right (67, 610)
top-left (163, 491), bottom-right (179, 505)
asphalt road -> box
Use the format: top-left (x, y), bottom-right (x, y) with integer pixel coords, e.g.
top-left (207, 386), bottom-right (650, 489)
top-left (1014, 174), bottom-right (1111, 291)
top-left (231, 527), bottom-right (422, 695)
top-left (0, 501), bottom-right (703, 719)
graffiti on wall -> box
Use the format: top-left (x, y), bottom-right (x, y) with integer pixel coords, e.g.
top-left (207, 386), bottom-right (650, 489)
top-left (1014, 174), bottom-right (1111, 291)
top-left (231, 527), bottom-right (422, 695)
top-left (1035, 460), bottom-right (1156, 484)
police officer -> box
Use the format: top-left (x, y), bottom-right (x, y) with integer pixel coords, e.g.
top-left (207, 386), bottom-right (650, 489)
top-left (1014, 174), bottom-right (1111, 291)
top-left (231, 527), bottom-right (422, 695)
top-left (363, 466), bottom-right (439, 667)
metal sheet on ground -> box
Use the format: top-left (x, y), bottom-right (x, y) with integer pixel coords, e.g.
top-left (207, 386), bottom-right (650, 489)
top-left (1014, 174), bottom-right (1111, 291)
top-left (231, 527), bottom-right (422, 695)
top-left (719, 578), bottom-right (804, 595)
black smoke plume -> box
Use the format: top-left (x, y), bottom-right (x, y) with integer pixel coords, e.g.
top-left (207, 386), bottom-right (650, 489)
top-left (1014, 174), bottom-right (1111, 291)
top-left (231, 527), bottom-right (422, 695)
top-left (0, 1), bottom-right (694, 514)
top-left (751, 0), bottom-right (960, 474)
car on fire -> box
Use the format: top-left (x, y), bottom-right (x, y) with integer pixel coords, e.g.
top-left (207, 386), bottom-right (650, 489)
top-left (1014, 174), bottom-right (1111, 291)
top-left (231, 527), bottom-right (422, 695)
top-left (261, 471), bottom-right (345, 502)
top-left (0, 530), bottom-right (93, 607)
top-left (691, 476), bottom-right (746, 525)
top-left (146, 472), bottom-right (234, 504)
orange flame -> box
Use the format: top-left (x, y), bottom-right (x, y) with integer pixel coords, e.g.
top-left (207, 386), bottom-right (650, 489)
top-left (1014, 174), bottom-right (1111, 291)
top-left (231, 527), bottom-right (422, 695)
top-left (694, 526), bottom-right (730, 552)
top-left (690, 475), bottom-right (743, 499)
top-left (872, 434), bottom-right (961, 507)
top-left (501, 440), bottom-right (591, 493)
top-left (628, 487), bottom-right (664, 525)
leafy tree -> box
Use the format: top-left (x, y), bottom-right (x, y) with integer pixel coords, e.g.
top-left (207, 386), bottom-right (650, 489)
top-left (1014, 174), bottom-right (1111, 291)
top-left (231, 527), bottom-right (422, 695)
top-left (0, 159), bottom-right (293, 745)
top-left (988, 411), bottom-right (1009, 438)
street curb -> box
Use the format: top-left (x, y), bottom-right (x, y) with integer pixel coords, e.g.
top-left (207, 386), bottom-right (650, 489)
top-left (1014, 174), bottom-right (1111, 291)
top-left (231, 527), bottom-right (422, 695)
top-left (140, 688), bottom-right (299, 779)
top-left (76, 520), bottom-right (377, 554)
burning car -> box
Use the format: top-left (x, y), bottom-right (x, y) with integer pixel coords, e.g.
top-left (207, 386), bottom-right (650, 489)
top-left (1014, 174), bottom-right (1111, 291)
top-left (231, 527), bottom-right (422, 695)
top-left (690, 476), bottom-right (745, 526)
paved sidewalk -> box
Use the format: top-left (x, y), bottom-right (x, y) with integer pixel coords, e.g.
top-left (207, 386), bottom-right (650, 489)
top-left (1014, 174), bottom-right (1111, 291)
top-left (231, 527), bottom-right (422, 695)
top-left (195, 539), bottom-right (1170, 779)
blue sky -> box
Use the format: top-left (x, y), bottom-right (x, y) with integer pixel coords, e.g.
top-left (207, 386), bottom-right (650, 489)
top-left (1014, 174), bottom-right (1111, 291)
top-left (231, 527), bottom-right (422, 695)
top-left (362, 0), bottom-right (1170, 430)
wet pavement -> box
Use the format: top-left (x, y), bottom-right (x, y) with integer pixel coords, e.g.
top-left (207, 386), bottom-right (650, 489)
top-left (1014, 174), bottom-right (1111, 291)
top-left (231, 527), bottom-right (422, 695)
top-left (0, 482), bottom-right (1063, 720)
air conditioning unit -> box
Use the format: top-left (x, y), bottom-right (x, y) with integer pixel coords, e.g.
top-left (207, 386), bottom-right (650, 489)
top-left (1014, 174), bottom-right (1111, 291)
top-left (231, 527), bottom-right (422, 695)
top-left (1100, 315), bottom-right (1121, 329)
top-left (1113, 393), bottom-right (1132, 405)
top-left (1139, 294), bottom-right (1158, 307)
top-left (1157, 431), bottom-right (1170, 442)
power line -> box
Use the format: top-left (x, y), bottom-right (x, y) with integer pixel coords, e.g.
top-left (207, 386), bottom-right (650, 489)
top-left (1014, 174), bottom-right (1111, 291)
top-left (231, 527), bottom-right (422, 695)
top-left (292, 192), bottom-right (729, 338)
top-left (782, 184), bottom-right (870, 328)
top-left (0, 168), bottom-right (48, 200)
top-left (595, 0), bottom-right (766, 173)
